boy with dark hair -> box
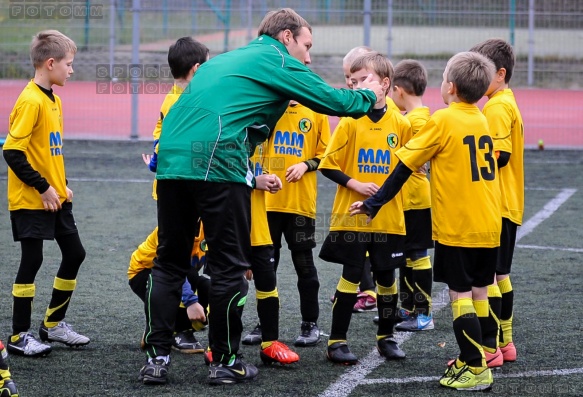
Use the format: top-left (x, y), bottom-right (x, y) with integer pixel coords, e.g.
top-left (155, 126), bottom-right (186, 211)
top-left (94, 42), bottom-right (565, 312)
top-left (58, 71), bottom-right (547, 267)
top-left (3, 30), bottom-right (88, 358)
top-left (350, 51), bottom-right (498, 391)
top-left (319, 52), bottom-right (411, 364)
top-left (136, 36), bottom-right (209, 383)
top-left (390, 59), bottom-right (435, 332)
top-left (470, 38), bottom-right (524, 365)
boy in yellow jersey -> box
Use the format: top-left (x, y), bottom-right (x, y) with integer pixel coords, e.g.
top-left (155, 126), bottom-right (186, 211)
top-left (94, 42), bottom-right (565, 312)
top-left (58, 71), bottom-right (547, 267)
top-left (470, 38), bottom-right (524, 366)
top-left (241, 101), bottom-right (330, 347)
top-left (3, 30), bottom-right (88, 358)
top-left (320, 52), bottom-right (411, 364)
top-left (129, 221), bottom-right (208, 354)
top-left (242, 142), bottom-right (300, 367)
top-left (135, 37), bottom-right (209, 384)
top-left (0, 340), bottom-right (19, 396)
top-left (351, 52), bottom-right (498, 391)
top-left (390, 60), bottom-right (435, 332)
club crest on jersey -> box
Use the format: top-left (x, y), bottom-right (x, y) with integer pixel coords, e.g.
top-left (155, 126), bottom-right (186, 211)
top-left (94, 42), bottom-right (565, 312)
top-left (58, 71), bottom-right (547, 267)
top-left (387, 133), bottom-right (398, 148)
top-left (298, 118), bottom-right (312, 133)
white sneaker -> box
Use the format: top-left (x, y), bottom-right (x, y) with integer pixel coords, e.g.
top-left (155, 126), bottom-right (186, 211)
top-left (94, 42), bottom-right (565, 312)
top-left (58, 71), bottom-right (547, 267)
top-left (7, 332), bottom-right (52, 357)
top-left (39, 321), bottom-right (90, 347)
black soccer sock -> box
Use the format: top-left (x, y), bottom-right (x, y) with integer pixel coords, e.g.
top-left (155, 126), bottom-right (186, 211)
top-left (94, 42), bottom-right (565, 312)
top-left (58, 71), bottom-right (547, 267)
top-left (44, 277), bottom-right (77, 327)
top-left (411, 256), bottom-right (433, 315)
top-left (480, 285), bottom-right (501, 351)
top-left (12, 284), bottom-right (35, 335)
top-left (498, 276), bottom-right (514, 345)
top-left (291, 249), bottom-right (320, 323)
top-left (399, 262), bottom-right (415, 312)
top-left (376, 275), bottom-right (398, 337)
top-left (256, 288), bottom-right (280, 342)
top-left (452, 298), bottom-right (485, 367)
top-left (329, 276), bottom-right (359, 341)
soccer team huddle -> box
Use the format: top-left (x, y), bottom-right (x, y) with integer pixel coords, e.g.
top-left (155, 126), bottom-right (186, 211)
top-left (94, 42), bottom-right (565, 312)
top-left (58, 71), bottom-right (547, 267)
top-left (2, 7), bottom-right (523, 395)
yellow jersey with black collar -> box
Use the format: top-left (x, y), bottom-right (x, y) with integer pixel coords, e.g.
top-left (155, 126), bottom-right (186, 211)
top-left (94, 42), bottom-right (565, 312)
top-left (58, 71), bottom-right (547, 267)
top-left (4, 81), bottom-right (66, 211)
top-left (250, 141), bottom-right (273, 246)
top-left (320, 107), bottom-right (411, 233)
top-left (397, 102), bottom-right (501, 247)
top-left (265, 103), bottom-right (330, 218)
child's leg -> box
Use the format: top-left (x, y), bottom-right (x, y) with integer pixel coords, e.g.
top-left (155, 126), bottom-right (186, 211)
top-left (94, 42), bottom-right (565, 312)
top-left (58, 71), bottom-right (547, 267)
top-left (399, 261), bottom-right (415, 313)
top-left (329, 265), bottom-right (361, 343)
top-left (44, 232), bottom-right (86, 327)
top-left (12, 239), bottom-right (44, 335)
top-left (375, 269), bottom-right (398, 337)
top-left (0, 342), bottom-right (18, 394)
top-left (409, 250), bottom-right (432, 315)
top-left (451, 289), bottom-right (486, 368)
top-left (251, 246), bottom-right (279, 343)
top-left (290, 248), bottom-right (319, 323)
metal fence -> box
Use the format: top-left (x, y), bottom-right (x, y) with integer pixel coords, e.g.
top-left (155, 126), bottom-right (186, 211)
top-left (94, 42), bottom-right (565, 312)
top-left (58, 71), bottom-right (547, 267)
top-left (1, 0), bottom-right (582, 146)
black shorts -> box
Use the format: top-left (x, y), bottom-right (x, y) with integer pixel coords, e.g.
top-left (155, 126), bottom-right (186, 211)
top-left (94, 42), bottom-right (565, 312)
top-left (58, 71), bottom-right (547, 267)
top-left (319, 231), bottom-right (406, 271)
top-left (266, 211), bottom-right (316, 251)
top-left (250, 245), bottom-right (275, 273)
top-left (10, 201), bottom-right (79, 241)
top-left (433, 241), bottom-right (498, 292)
top-left (404, 208), bottom-right (434, 252)
top-left (496, 218), bottom-right (518, 275)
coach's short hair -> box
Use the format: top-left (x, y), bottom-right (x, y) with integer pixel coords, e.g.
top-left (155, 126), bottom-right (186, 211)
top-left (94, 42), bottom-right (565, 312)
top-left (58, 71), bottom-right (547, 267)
top-left (446, 52), bottom-right (495, 104)
top-left (350, 52), bottom-right (394, 83)
top-left (470, 38), bottom-right (515, 84)
top-left (30, 30), bottom-right (77, 69)
top-left (393, 59), bottom-right (428, 96)
top-left (168, 37), bottom-right (209, 79)
top-left (257, 8), bottom-right (312, 39)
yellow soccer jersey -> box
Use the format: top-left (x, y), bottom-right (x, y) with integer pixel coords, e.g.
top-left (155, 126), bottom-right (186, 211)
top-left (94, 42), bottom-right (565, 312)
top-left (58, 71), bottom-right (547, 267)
top-left (397, 102), bottom-right (501, 248)
top-left (4, 81), bottom-right (66, 211)
top-left (401, 106), bottom-right (431, 211)
top-left (483, 89), bottom-right (524, 225)
top-left (250, 142), bottom-right (273, 246)
top-left (265, 103), bottom-right (330, 218)
top-left (128, 223), bottom-right (205, 279)
top-left (320, 108), bottom-right (411, 234)
top-left (151, 84), bottom-right (183, 200)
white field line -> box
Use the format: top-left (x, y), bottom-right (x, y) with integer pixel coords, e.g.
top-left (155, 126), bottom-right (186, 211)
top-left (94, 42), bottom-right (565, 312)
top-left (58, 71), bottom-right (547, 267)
top-left (359, 367), bottom-right (583, 385)
top-left (517, 244), bottom-right (583, 253)
top-left (319, 188), bottom-right (577, 397)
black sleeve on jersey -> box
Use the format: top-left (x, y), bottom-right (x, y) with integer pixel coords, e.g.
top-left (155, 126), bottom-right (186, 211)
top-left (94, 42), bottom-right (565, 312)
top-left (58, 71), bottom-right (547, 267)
top-left (3, 149), bottom-right (50, 193)
top-left (497, 151), bottom-right (511, 168)
top-left (362, 161), bottom-right (413, 219)
top-left (320, 168), bottom-right (351, 187)
top-left (303, 157), bottom-right (320, 172)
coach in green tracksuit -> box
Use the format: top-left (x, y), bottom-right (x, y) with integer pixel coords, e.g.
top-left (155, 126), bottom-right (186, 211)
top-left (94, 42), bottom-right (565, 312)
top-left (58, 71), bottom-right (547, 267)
top-left (139, 8), bottom-right (384, 386)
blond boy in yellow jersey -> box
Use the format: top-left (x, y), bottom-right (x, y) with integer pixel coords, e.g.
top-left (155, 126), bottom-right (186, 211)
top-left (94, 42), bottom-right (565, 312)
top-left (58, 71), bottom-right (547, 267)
top-left (351, 52), bottom-right (499, 391)
top-left (470, 38), bottom-right (525, 366)
top-left (342, 46), bottom-right (402, 313)
top-left (3, 30), bottom-right (87, 361)
top-left (390, 60), bottom-right (435, 332)
top-left (320, 52), bottom-right (412, 364)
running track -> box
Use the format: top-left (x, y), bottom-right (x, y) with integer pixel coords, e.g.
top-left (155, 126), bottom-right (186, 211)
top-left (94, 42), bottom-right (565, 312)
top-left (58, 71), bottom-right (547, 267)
top-left (1, 80), bottom-right (581, 148)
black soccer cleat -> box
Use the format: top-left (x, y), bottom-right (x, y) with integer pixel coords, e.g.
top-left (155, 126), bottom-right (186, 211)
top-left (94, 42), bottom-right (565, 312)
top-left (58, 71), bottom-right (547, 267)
top-left (377, 336), bottom-right (406, 360)
top-left (208, 355), bottom-right (258, 385)
top-left (326, 342), bottom-right (358, 365)
top-left (138, 358), bottom-right (169, 385)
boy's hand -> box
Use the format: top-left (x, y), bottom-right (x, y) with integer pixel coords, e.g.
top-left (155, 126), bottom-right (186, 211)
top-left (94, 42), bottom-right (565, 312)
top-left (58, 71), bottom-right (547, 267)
top-left (349, 201), bottom-right (372, 224)
top-left (256, 174), bottom-right (282, 193)
top-left (65, 187), bottom-right (73, 202)
top-left (359, 74), bottom-right (385, 105)
top-left (142, 153), bottom-right (152, 165)
top-left (346, 179), bottom-right (379, 197)
top-left (286, 162), bottom-right (308, 183)
top-left (186, 302), bottom-right (206, 323)
top-left (245, 269), bottom-right (253, 281)
top-left (41, 186), bottom-right (61, 212)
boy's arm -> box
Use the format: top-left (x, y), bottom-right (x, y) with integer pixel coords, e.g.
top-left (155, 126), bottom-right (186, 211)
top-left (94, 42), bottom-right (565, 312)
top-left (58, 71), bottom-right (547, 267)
top-left (3, 149), bottom-right (50, 193)
top-left (354, 161), bottom-right (413, 219)
top-left (181, 279), bottom-right (199, 307)
top-left (497, 151), bottom-right (511, 168)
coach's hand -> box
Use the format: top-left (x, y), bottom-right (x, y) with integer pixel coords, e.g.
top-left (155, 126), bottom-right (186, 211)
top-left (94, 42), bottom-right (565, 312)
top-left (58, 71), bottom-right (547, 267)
top-left (359, 74), bottom-right (385, 105)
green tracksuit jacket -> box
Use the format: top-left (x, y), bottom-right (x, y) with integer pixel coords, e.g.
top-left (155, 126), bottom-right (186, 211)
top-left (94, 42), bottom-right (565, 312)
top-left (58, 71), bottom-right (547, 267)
top-left (157, 34), bottom-right (376, 186)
